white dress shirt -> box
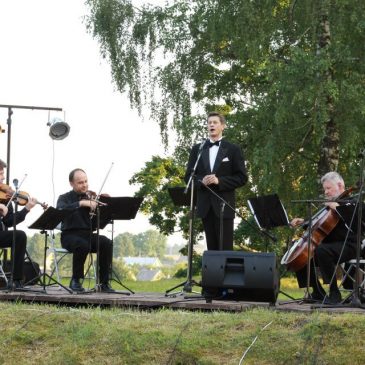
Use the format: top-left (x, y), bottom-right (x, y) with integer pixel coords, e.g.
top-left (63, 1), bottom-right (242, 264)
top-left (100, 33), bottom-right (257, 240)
top-left (209, 139), bottom-right (222, 172)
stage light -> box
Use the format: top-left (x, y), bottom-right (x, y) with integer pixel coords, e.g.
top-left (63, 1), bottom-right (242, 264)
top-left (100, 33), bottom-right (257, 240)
top-left (47, 117), bottom-right (70, 140)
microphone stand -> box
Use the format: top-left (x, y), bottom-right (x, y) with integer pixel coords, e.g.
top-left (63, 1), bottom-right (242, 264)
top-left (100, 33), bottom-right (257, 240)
top-left (165, 140), bottom-right (207, 297)
top-left (8, 175), bottom-right (28, 291)
top-left (350, 148), bottom-right (365, 307)
top-left (8, 184), bottom-right (19, 291)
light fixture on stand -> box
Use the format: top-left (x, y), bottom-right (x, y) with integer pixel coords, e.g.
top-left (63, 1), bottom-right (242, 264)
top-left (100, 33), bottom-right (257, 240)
top-left (47, 117), bottom-right (70, 140)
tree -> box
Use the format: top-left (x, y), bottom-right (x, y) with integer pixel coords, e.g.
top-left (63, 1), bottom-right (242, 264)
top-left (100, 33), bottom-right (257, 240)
top-left (86, 0), bottom-right (365, 246)
top-left (113, 229), bottom-right (168, 258)
top-left (113, 232), bottom-right (136, 257)
top-left (27, 233), bottom-right (46, 265)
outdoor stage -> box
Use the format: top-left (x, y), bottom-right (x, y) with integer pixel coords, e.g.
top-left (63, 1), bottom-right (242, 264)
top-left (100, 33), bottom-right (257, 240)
top-left (0, 286), bottom-right (364, 314)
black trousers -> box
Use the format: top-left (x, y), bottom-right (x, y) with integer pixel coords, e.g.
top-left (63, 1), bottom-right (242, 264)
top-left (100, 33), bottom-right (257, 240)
top-left (202, 208), bottom-right (234, 251)
top-left (296, 241), bottom-right (356, 288)
top-left (0, 230), bottom-right (27, 280)
top-left (61, 231), bottom-right (113, 284)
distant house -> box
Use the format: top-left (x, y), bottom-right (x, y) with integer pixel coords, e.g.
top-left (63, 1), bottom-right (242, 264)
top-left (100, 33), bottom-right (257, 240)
top-left (137, 268), bottom-right (165, 281)
top-left (122, 257), bottom-right (162, 268)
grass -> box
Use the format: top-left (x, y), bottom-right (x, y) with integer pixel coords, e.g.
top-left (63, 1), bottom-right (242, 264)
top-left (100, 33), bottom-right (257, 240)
top-left (1, 278), bottom-right (365, 364)
top-left (0, 302), bottom-right (365, 364)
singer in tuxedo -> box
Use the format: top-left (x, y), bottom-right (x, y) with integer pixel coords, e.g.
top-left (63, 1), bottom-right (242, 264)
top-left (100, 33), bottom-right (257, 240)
top-left (184, 112), bottom-right (248, 251)
top-left (0, 159), bottom-right (37, 288)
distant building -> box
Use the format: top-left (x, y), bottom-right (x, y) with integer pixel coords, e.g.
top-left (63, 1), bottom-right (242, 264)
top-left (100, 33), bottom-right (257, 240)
top-left (136, 268), bottom-right (165, 281)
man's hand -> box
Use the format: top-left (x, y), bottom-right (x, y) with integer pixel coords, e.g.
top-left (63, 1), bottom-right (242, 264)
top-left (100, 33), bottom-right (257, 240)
top-left (290, 217), bottom-right (304, 228)
top-left (25, 197), bottom-right (37, 211)
top-left (0, 203), bottom-right (8, 217)
top-left (79, 199), bottom-right (98, 211)
top-left (202, 174), bottom-right (219, 185)
top-left (325, 201), bottom-right (339, 210)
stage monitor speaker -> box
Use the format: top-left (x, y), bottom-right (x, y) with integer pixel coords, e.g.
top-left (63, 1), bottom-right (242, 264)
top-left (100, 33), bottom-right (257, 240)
top-left (201, 251), bottom-right (279, 303)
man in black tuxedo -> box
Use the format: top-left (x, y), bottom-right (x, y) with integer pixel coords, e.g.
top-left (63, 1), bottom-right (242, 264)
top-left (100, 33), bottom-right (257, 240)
top-left (57, 168), bottom-right (114, 293)
top-left (184, 112), bottom-right (248, 251)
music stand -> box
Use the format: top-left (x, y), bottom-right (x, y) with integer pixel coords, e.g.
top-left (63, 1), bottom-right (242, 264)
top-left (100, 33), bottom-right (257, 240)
top-left (96, 196), bottom-right (144, 294)
top-left (247, 194), bottom-right (290, 231)
top-left (247, 194), bottom-right (295, 300)
top-left (28, 207), bottom-right (73, 293)
top-left (167, 187), bottom-right (197, 207)
top-left (165, 187), bottom-right (201, 297)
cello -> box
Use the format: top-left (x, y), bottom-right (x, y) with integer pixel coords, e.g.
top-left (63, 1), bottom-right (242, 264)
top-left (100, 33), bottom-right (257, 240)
top-left (281, 186), bottom-right (356, 272)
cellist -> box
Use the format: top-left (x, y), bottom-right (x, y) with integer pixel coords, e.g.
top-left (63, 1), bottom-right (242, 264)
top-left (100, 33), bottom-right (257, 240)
top-left (291, 172), bottom-right (360, 304)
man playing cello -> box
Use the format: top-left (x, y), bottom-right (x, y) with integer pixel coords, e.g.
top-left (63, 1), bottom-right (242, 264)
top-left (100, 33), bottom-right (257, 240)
top-left (290, 172), bottom-right (360, 304)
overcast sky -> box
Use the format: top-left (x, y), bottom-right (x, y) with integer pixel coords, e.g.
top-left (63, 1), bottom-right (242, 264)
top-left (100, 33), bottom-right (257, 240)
top-left (0, 1), bottom-right (182, 244)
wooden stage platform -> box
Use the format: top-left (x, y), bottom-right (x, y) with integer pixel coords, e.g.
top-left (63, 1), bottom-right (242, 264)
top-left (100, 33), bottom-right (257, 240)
top-left (0, 285), bottom-right (365, 314)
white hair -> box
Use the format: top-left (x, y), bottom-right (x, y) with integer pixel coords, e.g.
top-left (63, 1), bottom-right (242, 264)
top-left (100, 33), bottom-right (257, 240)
top-left (320, 171), bottom-right (344, 186)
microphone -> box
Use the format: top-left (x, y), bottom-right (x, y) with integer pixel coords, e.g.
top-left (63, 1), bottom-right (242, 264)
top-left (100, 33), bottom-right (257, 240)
top-left (198, 138), bottom-right (208, 151)
top-left (13, 178), bottom-right (19, 189)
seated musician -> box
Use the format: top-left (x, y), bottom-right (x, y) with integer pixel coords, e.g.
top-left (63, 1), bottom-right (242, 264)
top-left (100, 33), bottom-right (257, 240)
top-left (56, 168), bottom-right (114, 293)
top-left (0, 159), bottom-right (37, 288)
top-left (290, 171), bottom-right (359, 304)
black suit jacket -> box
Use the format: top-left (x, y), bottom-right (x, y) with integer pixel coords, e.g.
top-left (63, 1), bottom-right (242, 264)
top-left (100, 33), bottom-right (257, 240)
top-left (184, 139), bottom-right (247, 219)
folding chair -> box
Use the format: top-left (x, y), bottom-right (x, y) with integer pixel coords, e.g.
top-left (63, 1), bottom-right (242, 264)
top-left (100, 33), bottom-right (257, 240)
top-left (47, 231), bottom-right (96, 287)
top-left (0, 248), bottom-right (9, 286)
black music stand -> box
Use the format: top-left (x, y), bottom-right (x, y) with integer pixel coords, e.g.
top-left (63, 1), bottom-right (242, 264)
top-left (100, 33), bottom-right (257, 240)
top-left (167, 187), bottom-right (196, 207)
top-left (165, 187), bottom-right (201, 297)
top-left (28, 207), bottom-right (73, 293)
top-left (247, 194), bottom-right (289, 250)
top-left (96, 196), bottom-right (144, 294)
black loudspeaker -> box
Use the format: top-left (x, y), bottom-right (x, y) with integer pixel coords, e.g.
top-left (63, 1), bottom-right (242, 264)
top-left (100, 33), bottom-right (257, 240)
top-left (201, 251), bottom-right (280, 303)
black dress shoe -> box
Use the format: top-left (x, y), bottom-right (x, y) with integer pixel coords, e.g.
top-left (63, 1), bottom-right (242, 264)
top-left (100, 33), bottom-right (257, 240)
top-left (310, 290), bottom-right (325, 301)
top-left (7, 280), bottom-right (23, 290)
top-left (100, 283), bottom-right (115, 293)
top-left (70, 278), bottom-right (85, 292)
top-left (324, 290), bottom-right (342, 304)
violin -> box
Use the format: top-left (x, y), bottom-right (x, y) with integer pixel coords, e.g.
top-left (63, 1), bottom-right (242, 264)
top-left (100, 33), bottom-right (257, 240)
top-left (0, 183), bottom-right (48, 209)
top-left (80, 190), bottom-right (110, 206)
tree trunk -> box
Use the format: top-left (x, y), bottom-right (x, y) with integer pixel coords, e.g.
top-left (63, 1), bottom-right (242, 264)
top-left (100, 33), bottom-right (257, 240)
top-left (317, 2), bottom-right (339, 177)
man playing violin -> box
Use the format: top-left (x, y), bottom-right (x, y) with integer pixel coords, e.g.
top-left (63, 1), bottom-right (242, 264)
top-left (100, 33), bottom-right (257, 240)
top-left (291, 171), bottom-right (359, 304)
top-left (56, 168), bottom-right (114, 293)
top-left (0, 159), bottom-right (37, 288)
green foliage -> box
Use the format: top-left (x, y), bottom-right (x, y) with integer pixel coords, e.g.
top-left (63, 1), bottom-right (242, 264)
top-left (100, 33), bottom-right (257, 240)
top-left (86, 0), bottom-right (365, 246)
top-left (27, 233), bottom-right (46, 265)
top-left (173, 249), bottom-right (202, 278)
top-left (112, 258), bottom-right (137, 281)
top-left (129, 155), bottom-right (204, 238)
top-left (113, 229), bottom-right (168, 258)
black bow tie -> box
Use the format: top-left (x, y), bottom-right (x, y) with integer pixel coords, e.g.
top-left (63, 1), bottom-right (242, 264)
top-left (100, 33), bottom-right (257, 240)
top-left (208, 140), bottom-right (220, 148)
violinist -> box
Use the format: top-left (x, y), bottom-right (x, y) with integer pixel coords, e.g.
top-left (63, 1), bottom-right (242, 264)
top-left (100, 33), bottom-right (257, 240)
top-left (56, 168), bottom-right (114, 293)
top-left (0, 159), bottom-right (37, 289)
top-left (290, 172), bottom-right (359, 304)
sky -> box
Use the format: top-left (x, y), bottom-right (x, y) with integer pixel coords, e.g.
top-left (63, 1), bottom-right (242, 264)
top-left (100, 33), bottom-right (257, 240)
top-left (0, 1), bottom-right (182, 244)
